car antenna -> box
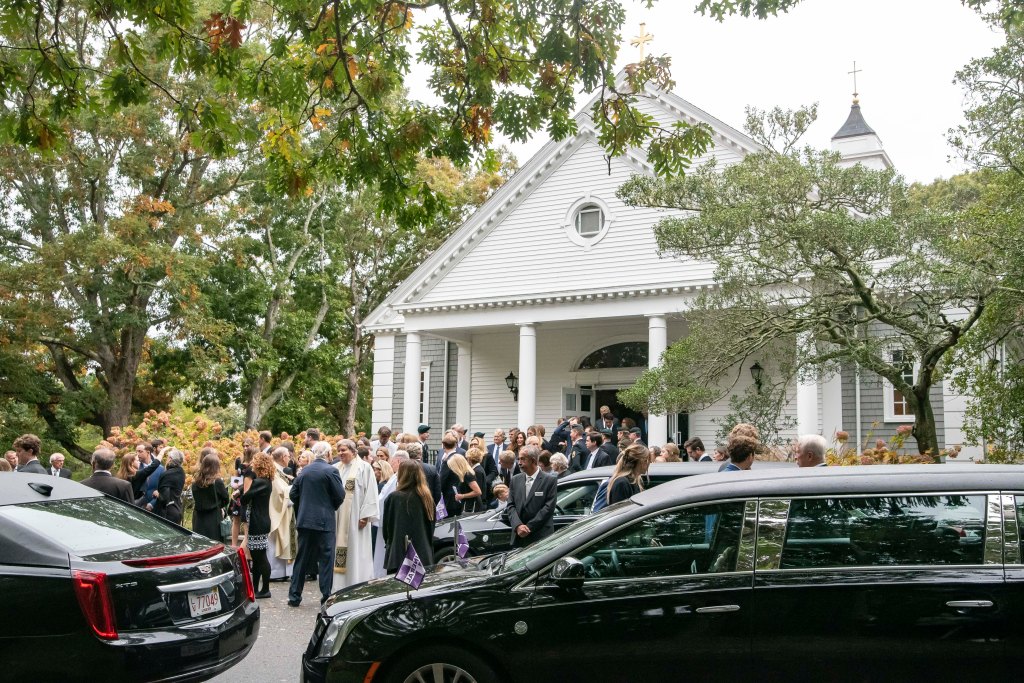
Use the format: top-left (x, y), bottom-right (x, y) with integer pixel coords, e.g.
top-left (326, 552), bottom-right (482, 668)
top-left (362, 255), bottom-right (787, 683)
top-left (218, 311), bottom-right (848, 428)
top-left (28, 482), bottom-right (53, 496)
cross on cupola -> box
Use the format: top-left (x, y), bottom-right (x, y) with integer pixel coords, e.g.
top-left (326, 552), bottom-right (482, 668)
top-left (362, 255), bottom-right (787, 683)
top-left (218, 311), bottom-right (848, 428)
top-left (848, 60), bottom-right (862, 104)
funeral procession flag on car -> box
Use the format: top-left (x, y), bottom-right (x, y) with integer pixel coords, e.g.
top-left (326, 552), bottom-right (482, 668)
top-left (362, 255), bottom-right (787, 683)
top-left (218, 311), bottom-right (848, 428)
top-left (395, 543), bottom-right (426, 590)
top-left (435, 497), bottom-right (447, 521)
top-left (456, 524), bottom-right (469, 559)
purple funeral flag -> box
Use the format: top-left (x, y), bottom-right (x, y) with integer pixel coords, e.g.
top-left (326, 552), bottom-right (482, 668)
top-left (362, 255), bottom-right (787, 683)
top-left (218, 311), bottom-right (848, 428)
top-left (456, 525), bottom-right (469, 559)
top-left (395, 543), bottom-right (426, 589)
top-left (435, 497), bottom-right (448, 520)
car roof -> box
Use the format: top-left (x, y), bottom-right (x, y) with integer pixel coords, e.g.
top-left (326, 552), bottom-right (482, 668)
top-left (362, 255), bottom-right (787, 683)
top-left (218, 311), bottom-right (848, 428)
top-left (0, 472), bottom-right (104, 506)
top-left (631, 464), bottom-right (1024, 508)
top-left (558, 460), bottom-right (794, 484)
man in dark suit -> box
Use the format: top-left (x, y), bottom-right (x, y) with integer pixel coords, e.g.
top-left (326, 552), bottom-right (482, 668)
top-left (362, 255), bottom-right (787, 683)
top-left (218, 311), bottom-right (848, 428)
top-left (12, 433), bottom-right (47, 474)
top-left (407, 442), bottom-right (441, 508)
top-left (598, 406), bottom-right (620, 439)
top-left (600, 429), bottom-right (620, 462)
top-left (566, 424), bottom-right (589, 473)
top-left (288, 449), bottom-right (345, 607)
top-left (547, 419), bottom-right (572, 454)
top-left (80, 449), bottom-right (134, 503)
top-left (436, 433), bottom-right (461, 517)
top-left (486, 429), bottom-right (507, 470)
top-left (505, 446), bottom-right (557, 548)
top-left (417, 424), bottom-right (433, 465)
top-left (584, 432), bottom-right (614, 470)
top-left (48, 453), bottom-right (72, 478)
top-left (496, 451), bottom-right (519, 488)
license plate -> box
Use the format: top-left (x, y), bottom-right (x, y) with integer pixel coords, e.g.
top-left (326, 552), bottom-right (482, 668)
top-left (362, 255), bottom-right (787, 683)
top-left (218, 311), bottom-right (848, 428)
top-left (187, 587), bottom-right (221, 618)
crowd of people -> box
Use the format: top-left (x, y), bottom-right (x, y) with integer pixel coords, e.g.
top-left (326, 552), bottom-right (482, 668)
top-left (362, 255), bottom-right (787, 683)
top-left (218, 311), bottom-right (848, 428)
top-left (3, 405), bottom-right (830, 606)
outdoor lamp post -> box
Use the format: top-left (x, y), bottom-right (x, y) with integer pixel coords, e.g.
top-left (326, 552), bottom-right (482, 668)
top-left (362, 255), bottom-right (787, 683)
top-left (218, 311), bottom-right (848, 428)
top-left (749, 362), bottom-right (764, 393)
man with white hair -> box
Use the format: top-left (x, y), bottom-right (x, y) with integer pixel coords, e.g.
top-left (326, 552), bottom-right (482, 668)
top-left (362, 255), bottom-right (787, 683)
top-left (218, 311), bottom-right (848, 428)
top-left (450, 424), bottom-right (469, 452)
top-left (332, 438), bottom-right (379, 592)
top-left (48, 453), bottom-right (71, 478)
top-left (288, 441), bottom-right (345, 607)
top-left (80, 448), bottom-right (134, 503)
top-left (795, 434), bottom-right (828, 468)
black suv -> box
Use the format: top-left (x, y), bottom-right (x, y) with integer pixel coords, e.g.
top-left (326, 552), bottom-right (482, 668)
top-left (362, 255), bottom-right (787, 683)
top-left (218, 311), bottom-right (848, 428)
top-left (432, 462), bottom-right (743, 561)
top-left (303, 465), bottom-right (1024, 682)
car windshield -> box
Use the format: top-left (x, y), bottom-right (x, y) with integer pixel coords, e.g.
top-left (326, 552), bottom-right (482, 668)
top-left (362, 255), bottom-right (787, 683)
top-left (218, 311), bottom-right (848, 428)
top-left (499, 500), bottom-right (636, 574)
top-left (0, 497), bottom-right (190, 556)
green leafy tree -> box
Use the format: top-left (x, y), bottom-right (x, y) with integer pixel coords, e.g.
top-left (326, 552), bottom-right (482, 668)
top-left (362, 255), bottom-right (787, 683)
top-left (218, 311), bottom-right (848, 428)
top-left (617, 107), bottom-right (1006, 455)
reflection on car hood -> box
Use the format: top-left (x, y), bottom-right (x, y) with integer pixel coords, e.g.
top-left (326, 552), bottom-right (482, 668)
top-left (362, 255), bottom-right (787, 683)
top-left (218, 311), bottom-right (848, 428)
top-left (322, 558), bottom-right (501, 618)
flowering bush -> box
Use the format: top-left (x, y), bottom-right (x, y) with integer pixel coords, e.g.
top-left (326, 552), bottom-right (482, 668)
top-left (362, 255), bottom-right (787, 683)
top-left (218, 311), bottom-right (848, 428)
top-left (825, 426), bottom-right (942, 466)
top-left (108, 408), bottom-right (363, 488)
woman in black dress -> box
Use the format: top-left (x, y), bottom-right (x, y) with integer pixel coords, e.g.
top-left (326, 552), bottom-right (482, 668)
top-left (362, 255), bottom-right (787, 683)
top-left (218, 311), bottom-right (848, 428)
top-left (606, 444), bottom-right (651, 505)
top-left (153, 449), bottom-right (186, 524)
top-left (383, 460), bottom-right (435, 573)
top-left (191, 451), bottom-right (229, 541)
top-left (450, 453), bottom-right (484, 515)
top-left (462, 448), bottom-right (488, 513)
top-left (240, 452), bottom-right (274, 598)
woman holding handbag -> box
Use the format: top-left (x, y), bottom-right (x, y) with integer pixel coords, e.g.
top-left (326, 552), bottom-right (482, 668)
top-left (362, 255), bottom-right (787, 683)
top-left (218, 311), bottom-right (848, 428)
top-left (191, 450), bottom-right (229, 541)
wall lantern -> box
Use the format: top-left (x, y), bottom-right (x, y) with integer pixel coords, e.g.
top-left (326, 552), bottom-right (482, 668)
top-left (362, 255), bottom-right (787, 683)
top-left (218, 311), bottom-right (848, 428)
top-left (505, 371), bottom-right (519, 401)
top-left (749, 362), bottom-right (765, 394)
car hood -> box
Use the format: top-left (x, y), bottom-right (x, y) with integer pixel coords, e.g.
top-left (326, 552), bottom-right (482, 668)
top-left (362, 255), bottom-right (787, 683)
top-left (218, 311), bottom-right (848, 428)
top-left (322, 557), bottom-right (509, 617)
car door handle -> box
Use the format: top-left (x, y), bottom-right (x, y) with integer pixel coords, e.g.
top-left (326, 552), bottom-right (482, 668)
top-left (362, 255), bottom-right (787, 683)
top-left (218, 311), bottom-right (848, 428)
top-left (946, 600), bottom-right (994, 608)
top-left (695, 605), bottom-right (741, 614)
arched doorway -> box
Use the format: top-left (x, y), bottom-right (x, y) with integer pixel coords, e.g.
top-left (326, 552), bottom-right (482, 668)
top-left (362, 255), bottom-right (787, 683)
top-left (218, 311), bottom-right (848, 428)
top-left (576, 342), bottom-right (649, 437)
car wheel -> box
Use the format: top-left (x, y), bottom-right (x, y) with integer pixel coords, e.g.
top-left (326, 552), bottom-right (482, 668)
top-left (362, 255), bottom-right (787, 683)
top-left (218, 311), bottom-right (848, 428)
top-left (435, 550), bottom-right (458, 564)
top-left (391, 645), bottom-right (499, 683)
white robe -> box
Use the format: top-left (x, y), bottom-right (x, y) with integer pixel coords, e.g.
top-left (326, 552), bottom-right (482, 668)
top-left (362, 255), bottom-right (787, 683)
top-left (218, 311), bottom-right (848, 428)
top-left (372, 474), bottom-right (399, 578)
top-left (332, 457), bottom-right (379, 592)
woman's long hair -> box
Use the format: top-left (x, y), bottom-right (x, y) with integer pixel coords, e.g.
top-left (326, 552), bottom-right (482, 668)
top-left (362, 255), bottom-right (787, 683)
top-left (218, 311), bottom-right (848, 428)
top-left (608, 444), bottom-right (651, 494)
top-left (116, 452), bottom-right (138, 481)
top-left (195, 453), bottom-right (222, 488)
top-left (446, 453), bottom-right (473, 480)
top-left (251, 452), bottom-right (275, 480)
top-left (396, 460), bottom-right (434, 521)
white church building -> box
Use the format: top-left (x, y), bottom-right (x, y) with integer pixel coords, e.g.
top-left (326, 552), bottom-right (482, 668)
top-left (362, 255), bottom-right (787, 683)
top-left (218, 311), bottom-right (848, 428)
top-left (363, 83), bottom-right (980, 458)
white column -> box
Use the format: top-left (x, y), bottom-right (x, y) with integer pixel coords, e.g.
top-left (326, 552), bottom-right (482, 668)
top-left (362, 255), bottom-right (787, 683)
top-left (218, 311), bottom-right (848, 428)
top-left (455, 342), bottom-right (472, 428)
top-left (516, 324), bottom-right (536, 430)
top-left (647, 315), bottom-right (668, 447)
top-left (820, 371), bottom-right (843, 442)
top-left (796, 334), bottom-right (819, 437)
top-left (402, 332), bottom-right (422, 434)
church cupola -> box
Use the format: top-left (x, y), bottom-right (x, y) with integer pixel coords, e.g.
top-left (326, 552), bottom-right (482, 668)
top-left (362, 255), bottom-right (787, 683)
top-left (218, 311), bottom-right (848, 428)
top-left (830, 98), bottom-right (893, 171)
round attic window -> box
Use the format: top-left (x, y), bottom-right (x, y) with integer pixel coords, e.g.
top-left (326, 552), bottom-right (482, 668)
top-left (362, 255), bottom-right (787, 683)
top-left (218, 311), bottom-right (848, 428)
top-left (564, 195), bottom-right (614, 249)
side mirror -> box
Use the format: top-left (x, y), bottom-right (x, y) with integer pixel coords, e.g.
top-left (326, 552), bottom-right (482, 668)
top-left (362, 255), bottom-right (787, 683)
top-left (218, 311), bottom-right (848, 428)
top-left (551, 557), bottom-right (585, 590)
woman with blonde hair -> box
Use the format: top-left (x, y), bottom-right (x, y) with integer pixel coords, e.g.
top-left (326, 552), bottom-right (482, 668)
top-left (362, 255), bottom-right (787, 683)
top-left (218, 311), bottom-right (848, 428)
top-left (382, 460), bottom-right (435, 572)
top-left (449, 453), bottom-right (484, 514)
top-left (607, 444), bottom-right (651, 505)
top-left (658, 443), bottom-right (682, 463)
top-left (191, 452), bottom-right (229, 541)
top-left (463, 448), bottom-right (488, 513)
top-left (373, 459), bottom-right (395, 492)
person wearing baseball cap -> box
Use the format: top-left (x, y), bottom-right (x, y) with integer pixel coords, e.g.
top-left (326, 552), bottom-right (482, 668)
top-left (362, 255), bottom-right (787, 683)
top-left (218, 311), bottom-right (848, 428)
top-left (629, 427), bottom-right (646, 446)
top-left (417, 424), bottom-right (432, 464)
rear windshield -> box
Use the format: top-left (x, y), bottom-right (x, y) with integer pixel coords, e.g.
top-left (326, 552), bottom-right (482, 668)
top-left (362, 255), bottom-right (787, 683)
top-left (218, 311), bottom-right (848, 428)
top-left (0, 497), bottom-right (189, 556)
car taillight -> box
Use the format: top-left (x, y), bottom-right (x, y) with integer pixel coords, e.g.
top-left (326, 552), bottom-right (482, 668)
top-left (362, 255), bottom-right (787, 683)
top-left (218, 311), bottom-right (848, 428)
top-left (121, 544), bottom-right (225, 568)
top-left (72, 570), bottom-right (118, 640)
top-left (237, 547), bottom-right (256, 602)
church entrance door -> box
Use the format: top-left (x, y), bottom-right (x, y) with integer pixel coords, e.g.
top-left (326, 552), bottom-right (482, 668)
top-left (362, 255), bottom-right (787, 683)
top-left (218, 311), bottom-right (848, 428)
top-left (594, 389), bottom-right (645, 437)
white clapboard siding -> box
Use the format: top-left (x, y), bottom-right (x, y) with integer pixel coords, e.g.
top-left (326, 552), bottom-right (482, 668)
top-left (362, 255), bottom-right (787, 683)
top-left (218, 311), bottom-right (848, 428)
top-left (418, 133), bottom-right (740, 305)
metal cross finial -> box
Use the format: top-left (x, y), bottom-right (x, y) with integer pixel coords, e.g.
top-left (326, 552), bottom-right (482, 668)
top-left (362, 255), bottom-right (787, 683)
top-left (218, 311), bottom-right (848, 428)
top-left (848, 60), bottom-right (862, 103)
top-left (631, 22), bottom-right (654, 60)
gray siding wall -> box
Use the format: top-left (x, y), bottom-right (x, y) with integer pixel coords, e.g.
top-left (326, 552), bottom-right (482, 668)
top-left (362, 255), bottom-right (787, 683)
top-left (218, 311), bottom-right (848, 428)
top-left (840, 361), bottom-right (945, 452)
top-left (390, 335), bottom-right (454, 453)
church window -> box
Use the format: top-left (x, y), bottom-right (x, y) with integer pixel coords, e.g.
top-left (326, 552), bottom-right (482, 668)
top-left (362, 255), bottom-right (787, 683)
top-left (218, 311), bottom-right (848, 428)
top-left (578, 342), bottom-right (649, 370)
top-left (882, 349), bottom-right (916, 423)
top-left (575, 204), bottom-right (604, 238)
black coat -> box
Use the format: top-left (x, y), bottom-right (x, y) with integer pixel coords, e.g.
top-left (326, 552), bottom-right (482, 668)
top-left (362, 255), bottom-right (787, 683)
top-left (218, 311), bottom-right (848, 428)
top-left (566, 440), bottom-right (589, 473)
top-left (16, 460), bottom-right (46, 474)
top-left (481, 453), bottom-right (498, 501)
top-left (608, 476), bottom-right (641, 505)
top-left (130, 459), bottom-right (161, 500)
top-left (504, 470), bottom-right (558, 547)
top-left (437, 455), bottom-right (461, 518)
top-left (241, 477), bottom-right (272, 536)
top-left (462, 464), bottom-right (487, 514)
top-left (289, 458), bottom-right (345, 532)
top-left (382, 490), bottom-right (434, 572)
top-left (421, 462), bottom-right (442, 508)
top-left (81, 471), bottom-right (134, 504)
top-left (191, 479), bottom-right (229, 540)
top-left (154, 466), bottom-right (186, 522)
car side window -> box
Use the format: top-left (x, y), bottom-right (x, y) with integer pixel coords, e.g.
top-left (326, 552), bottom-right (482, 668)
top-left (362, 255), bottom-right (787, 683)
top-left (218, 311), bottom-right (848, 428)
top-left (780, 495), bottom-right (988, 569)
top-left (557, 483), bottom-right (599, 516)
top-left (577, 502), bottom-right (747, 580)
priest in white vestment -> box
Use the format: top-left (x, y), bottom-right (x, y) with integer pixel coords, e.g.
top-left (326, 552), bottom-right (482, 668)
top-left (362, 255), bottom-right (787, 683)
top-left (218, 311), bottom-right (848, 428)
top-left (268, 447), bottom-right (296, 579)
top-left (332, 439), bottom-right (379, 592)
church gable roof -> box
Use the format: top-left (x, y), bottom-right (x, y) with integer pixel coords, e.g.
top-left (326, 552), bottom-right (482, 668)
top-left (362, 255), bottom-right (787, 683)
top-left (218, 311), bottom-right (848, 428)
top-left (364, 87), bottom-right (761, 331)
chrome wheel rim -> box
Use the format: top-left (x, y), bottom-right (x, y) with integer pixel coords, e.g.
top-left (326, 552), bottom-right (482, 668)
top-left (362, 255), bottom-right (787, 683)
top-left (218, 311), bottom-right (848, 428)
top-left (436, 552), bottom-right (457, 564)
top-left (402, 662), bottom-right (477, 683)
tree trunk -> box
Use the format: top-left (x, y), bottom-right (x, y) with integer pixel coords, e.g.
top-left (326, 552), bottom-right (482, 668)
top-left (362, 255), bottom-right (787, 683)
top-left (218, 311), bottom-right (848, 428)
top-left (912, 388), bottom-right (940, 456)
top-left (342, 327), bottom-right (362, 436)
top-left (101, 328), bottom-right (147, 436)
top-left (245, 374), bottom-right (268, 429)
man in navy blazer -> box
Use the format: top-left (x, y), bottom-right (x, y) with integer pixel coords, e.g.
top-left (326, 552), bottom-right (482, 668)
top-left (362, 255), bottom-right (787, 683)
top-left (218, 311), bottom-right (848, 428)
top-left (504, 446), bottom-right (557, 548)
top-left (288, 447), bottom-right (345, 607)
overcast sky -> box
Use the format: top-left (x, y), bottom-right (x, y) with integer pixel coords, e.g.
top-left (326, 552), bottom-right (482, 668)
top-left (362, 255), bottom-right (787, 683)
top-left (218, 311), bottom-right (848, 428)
top-left (412, 1), bottom-right (1003, 184)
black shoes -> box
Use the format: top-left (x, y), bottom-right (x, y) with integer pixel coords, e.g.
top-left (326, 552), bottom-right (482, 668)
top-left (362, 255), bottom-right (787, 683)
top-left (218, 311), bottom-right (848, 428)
top-left (287, 599), bottom-right (301, 607)
top-left (255, 590), bottom-right (272, 599)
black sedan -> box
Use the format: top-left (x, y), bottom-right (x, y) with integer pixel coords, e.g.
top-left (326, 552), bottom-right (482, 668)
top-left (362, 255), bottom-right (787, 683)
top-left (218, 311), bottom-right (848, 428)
top-left (302, 464), bottom-right (1024, 683)
top-left (432, 461), bottom-right (791, 561)
top-left (0, 473), bottom-right (260, 682)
